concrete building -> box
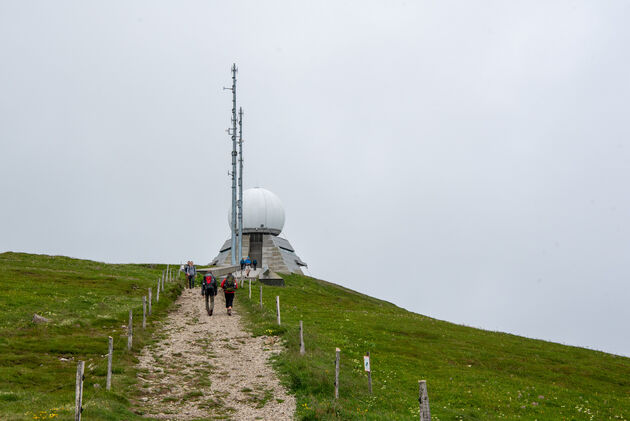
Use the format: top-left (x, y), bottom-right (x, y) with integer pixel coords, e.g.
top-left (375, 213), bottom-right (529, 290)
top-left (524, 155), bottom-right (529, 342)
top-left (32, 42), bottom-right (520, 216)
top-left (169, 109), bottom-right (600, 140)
top-left (210, 187), bottom-right (307, 274)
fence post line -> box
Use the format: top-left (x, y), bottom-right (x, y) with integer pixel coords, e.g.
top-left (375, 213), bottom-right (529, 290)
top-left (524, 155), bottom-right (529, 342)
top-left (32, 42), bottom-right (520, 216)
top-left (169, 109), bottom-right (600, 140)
top-left (156, 280), bottom-right (160, 302)
top-left (148, 288), bottom-right (152, 316)
top-left (74, 360), bottom-right (85, 421)
top-left (142, 296), bottom-right (147, 329)
top-left (127, 310), bottom-right (133, 350)
top-left (367, 351), bottom-right (372, 394)
top-left (299, 320), bottom-right (305, 355)
top-left (276, 296), bottom-right (281, 325)
top-left (106, 337), bottom-right (113, 390)
top-left (419, 380), bottom-right (431, 421)
top-left (335, 348), bottom-right (340, 399)
top-left (259, 285), bottom-right (263, 309)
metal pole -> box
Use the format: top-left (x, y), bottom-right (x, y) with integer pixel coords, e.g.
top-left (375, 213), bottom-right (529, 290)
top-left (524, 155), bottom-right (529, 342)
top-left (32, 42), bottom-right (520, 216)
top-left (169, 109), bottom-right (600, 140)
top-left (237, 107), bottom-right (244, 263)
top-left (229, 64), bottom-right (238, 265)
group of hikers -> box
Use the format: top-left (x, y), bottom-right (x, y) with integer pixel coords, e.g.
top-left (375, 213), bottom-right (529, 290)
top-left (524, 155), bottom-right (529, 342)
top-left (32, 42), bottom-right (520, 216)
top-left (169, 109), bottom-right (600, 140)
top-left (182, 261), bottom-right (238, 316)
top-left (240, 256), bottom-right (257, 271)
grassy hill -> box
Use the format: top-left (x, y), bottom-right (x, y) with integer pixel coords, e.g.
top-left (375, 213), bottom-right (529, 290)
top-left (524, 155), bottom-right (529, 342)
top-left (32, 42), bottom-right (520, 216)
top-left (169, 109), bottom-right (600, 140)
top-left (1, 252), bottom-right (629, 420)
top-left (240, 273), bottom-right (630, 420)
top-left (0, 252), bottom-right (181, 420)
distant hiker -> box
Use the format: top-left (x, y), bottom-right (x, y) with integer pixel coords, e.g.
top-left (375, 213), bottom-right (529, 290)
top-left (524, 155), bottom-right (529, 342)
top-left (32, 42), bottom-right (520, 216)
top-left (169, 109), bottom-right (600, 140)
top-left (245, 256), bottom-right (252, 269)
top-left (185, 261), bottom-right (196, 289)
top-left (240, 258), bottom-right (245, 271)
top-left (221, 274), bottom-right (238, 316)
top-left (252, 259), bottom-right (258, 270)
top-left (201, 272), bottom-right (218, 316)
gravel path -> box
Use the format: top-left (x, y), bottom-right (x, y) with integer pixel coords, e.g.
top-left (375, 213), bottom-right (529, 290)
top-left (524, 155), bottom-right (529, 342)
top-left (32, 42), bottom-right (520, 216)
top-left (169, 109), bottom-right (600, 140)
top-left (135, 287), bottom-right (295, 420)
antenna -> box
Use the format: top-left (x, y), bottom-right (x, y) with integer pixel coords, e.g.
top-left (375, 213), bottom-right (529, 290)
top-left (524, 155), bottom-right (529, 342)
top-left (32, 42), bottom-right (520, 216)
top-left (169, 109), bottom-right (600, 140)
top-left (238, 107), bottom-right (244, 263)
top-left (226, 63), bottom-right (238, 266)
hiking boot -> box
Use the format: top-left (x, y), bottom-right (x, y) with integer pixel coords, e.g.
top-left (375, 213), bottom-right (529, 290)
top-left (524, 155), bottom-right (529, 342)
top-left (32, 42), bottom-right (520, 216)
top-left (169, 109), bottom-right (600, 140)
top-left (227, 309), bottom-right (232, 316)
top-left (209, 309), bottom-right (213, 316)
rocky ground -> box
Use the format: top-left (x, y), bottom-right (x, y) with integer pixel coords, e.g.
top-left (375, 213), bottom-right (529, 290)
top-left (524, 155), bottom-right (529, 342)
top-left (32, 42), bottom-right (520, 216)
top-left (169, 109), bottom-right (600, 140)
top-left (134, 287), bottom-right (295, 420)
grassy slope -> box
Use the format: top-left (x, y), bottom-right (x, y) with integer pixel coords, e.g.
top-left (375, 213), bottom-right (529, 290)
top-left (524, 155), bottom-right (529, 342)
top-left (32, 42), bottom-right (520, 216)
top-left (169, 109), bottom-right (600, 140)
top-left (239, 273), bottom-right (630, 420)
top-left (0, 252), bottom-right (182, 421)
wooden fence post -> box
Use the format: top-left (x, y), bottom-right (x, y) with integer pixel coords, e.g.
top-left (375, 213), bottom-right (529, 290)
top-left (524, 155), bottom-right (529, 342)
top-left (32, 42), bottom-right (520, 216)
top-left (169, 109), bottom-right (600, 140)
top-left (161, 272), bottom-right (165, 292)
top-left (106, 337), bottom-right (113, 390)
top-left (259, 285), bottom-right (263, 309)
top-left (142, 296), bottom-right (146, 329)
top-left (299, 320), bottom-right (305, 355)
top-left (366, 351), bottom-right (372, 394)
top-left (276, 296), bottom-right (281, 325)
top-left (74, 360), bottom-right (85, 421)
top-left (148, 288), bottom-right (152, 316)
top-left (156, 280), bottom-right (160, 302)
top-left (335, 348), bottom-right (340, 399)
top-left (419, 380), bottom-right (431, 421)
top-left (249, 279), bottom-right (251, 299)
top-left (127, 310), bottom-right (133, 350)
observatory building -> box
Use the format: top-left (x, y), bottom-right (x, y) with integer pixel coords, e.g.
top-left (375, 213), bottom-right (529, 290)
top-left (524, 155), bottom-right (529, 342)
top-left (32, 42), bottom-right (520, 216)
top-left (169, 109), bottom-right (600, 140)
top-left (210, 187), bottom-right (307, 274)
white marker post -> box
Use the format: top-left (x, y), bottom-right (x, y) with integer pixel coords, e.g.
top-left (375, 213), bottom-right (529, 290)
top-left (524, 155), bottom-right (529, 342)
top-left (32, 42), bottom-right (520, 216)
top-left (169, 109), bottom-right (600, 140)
top-left (335, 348), bottom-right (341, 399)
top-left (299, 320), bottom-right (305, 355)
top-left (106, 337), bottom-right (113, 390)
top-left (142, 296), bottom-right (146, 329)
top-left (127, 310), bottom-right (133, 350)
top-left (148, 288), bottom-right (152, 316)
top-left (365, 351), bottom-right (372, 394)
top-left (276, 296), bottom-right (281, 325)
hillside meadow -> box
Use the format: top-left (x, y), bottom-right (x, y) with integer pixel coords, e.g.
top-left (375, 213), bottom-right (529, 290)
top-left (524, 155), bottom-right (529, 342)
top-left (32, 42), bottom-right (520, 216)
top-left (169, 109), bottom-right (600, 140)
top-left (1, 252), bottom-right (629, 420)
top-left (240, 273), bottom-right (630, 420)
top-left (0, 252), bottom-right (181, 420)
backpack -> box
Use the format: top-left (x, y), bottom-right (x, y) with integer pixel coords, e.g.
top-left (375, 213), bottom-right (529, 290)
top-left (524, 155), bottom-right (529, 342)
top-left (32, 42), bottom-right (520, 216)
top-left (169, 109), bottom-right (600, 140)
top-left (204, 275), bottom-right (216, 295)
top-left (224, 276), bottom-right (236, 293)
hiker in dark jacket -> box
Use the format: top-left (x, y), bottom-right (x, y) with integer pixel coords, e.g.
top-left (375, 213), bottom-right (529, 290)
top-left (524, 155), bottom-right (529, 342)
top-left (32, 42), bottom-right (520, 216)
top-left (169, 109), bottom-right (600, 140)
top-left (201, 273), bottom-right (218, 316)
top-left (185, 261), bottom-right (196, 289)
top-left (220, 274), bottom-right (238, 316)
top-left (252, 259), bottom-right (258, 270)
top-left (240, 258), bottom-right (245, 271)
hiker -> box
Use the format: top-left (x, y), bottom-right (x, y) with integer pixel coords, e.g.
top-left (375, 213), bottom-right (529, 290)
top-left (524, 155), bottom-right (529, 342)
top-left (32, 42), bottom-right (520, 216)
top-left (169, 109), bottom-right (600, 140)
top-left (220, 274), bottom-right (238, 315)
top-left (185, 261), bottom-right (196, 289)
top-left (244, 256), bottom-right (252, 269)
top-left (240, 257), bottom-right (245, 271)
top-left (201, 272), bottom-right (218, 316)
top-left (252, 259), bottom-right (258, 270)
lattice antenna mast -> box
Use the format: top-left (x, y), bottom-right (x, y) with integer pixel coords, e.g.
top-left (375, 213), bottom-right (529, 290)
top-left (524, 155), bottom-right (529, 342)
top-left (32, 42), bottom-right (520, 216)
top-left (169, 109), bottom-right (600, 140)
top-left (223, 63), bottom-right (238, 266)
top-left (237, 107), bottom-right (244, 263)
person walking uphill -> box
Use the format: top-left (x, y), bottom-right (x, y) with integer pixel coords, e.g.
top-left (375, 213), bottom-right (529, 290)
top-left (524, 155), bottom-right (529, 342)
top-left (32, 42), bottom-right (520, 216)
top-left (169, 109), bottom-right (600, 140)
top-left (201, 272), bottom-right (218, 316)
top-left (185, 261), bottom-right (197, 289)
top-left (221, 274), bottom-right (238, 316)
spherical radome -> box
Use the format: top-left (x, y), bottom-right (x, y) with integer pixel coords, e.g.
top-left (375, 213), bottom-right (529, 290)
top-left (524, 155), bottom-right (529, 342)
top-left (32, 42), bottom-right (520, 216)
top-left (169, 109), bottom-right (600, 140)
top-left (228, 187), bottom-right (285, 235)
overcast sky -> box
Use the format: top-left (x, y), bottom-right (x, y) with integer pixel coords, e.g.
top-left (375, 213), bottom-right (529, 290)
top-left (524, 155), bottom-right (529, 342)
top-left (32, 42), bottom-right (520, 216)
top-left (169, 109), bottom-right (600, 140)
top-left (1, 1), bottom-right (629, 357)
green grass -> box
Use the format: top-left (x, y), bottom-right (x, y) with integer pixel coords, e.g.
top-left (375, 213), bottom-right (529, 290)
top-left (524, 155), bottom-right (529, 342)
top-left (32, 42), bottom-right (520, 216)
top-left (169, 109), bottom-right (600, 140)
top-left (238, 274), bottom-right (630, 420)
top-left (0, 252), bottom-right (183, 421)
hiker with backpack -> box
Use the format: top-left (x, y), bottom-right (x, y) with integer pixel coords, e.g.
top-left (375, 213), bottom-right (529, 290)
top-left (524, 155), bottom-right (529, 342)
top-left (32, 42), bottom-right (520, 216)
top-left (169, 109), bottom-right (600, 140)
top-left (201, 272), bottom-right (218, 316)
top-left (185, 261), bottom-right (196, 289)
top-left (220, 274), bottom-right (238, 316)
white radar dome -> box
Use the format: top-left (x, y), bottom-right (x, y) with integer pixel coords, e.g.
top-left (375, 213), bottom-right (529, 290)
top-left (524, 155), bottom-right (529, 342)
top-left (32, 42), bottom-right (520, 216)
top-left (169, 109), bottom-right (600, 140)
top-left (228, 187), bottom-right (285, 235)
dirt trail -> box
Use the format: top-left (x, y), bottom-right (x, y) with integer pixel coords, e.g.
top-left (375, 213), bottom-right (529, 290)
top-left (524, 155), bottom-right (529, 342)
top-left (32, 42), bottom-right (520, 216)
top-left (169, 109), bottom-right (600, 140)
top-left (135, 287), bottom-right (295, 420)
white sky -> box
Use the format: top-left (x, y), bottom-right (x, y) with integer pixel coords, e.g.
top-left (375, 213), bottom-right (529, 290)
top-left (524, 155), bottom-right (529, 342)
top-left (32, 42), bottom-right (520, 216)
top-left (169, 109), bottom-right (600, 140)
top-left (1, 1), bottom-right (629, 356)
